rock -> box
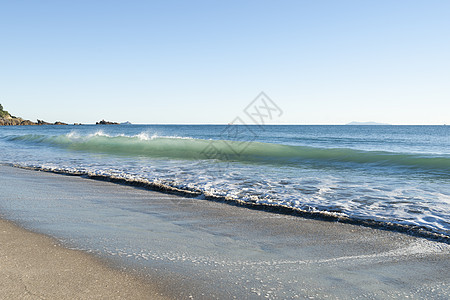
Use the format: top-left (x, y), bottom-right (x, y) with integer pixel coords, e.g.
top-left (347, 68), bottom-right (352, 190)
top-left (0, 103), bottom-right (69, 126)
top-left (0, 117), bottom-right (28, 125)
top-left (0, 117), bottom-right (70, 126)
top-left (21, 119), bottom-right (36, 125)
top-left (37, 119), bottom-right (52, 125)
top-left (96, 119), bottom-right (119, 125)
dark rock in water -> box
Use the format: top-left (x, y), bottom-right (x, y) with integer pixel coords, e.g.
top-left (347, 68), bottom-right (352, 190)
top-left (21, 119), bottom-right (36, 126)
top-left (36, 119), bottom-right (67, 125)
top-left (96, 119), bottom-right (119, 125)
top-left (37, 119), bottom-right (52, 125)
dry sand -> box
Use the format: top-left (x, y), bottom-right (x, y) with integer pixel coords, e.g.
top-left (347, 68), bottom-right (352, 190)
top-left (0, 218), bottom-right (168, 299)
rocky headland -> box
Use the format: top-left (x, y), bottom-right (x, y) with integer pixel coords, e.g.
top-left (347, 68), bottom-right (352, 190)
top-left (0, 104), bottom-right (123, 126)
top-left (0, 104), bottom-right (68, 126)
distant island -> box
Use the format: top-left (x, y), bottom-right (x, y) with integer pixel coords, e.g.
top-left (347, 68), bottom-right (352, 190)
top-left (346, 121), bottom-right (391, 125)
top-left (96, 120), bottom-right (120, 125)
top-left (0, 103), bottom-right (68, 126)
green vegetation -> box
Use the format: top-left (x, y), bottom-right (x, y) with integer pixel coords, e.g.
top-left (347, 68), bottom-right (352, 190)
top-left (0, 103), bottom-right (11, 118)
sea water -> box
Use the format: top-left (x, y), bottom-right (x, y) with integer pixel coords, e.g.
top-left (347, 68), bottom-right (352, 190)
top-left (0, 125), bottom-right (449, 237)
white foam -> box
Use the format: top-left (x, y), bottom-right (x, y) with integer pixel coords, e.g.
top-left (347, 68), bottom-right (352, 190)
top-left (65, 130), bottom-right (193, 141)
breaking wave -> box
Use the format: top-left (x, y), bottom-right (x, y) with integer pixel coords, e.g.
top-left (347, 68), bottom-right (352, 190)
top-left (6, 132), bottom-right (450, 173)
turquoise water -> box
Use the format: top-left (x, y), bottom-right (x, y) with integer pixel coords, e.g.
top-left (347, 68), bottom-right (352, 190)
top-left (1, 125), bottom-right (449, 236)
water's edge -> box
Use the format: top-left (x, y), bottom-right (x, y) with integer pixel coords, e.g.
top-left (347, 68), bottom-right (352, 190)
top-left (6, 163), bottom-right (449, 244)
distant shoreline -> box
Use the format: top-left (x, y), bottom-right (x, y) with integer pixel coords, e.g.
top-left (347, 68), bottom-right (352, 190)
top-left (346, 121), bottom-right (391, 125)
top-left (0, 104), bottom-right (69, 126)
top-left (1, 123), bottom-right (448, 126)
top-left (0, 118), bottom-right (69, 126)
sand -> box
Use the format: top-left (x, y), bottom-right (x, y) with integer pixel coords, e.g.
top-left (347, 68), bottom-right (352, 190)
top-left (0, 218), bottom-right (169, 299)
top-left (0, 165), bottom-right (449, 299)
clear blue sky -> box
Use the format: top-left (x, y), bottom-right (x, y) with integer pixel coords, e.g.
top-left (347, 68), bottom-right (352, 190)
top-left (1, 0), bottom-right (449, 124)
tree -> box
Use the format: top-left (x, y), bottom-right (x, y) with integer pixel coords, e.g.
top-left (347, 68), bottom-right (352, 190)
top-left (0, 104), bottom-right (10, 118)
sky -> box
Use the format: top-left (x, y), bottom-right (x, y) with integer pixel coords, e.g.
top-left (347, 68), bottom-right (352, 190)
top-left (1, 0), bottom-right (449, 125)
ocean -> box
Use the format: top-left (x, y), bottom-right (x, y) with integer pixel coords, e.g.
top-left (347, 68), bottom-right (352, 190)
top-left (0, 124), bottom-right (449, 238)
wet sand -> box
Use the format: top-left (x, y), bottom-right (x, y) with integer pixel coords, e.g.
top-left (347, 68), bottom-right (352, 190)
top-left (0, 218), bottom-right (168, 299)
top-left (0, 165), bottom-right (449, 299)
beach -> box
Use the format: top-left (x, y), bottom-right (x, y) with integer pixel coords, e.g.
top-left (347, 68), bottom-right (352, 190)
top-left (0, 218), bottom-right (168, 299)
top-left (1, 165), bottom-right (449, 299)
top-left (3, 0), bottom-right (450, 298)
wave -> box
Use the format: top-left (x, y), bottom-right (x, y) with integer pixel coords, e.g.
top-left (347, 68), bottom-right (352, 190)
top-left (6, 132), bottom-right (450, 172)
top-left (8, 163), bottom-right (450, 243)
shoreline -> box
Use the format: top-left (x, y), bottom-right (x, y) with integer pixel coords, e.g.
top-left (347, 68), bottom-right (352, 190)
top-left (1, 165), bottom-right (449, 298)
top-left (8, 163), bottom-right (449, 243)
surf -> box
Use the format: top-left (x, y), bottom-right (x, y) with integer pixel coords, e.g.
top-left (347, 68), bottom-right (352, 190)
top-left (6, 132), bottom-right (450, 173)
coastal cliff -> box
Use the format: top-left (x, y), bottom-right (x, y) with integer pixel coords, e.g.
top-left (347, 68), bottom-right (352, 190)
top-left (0, 104), bottom-right (68, 126)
